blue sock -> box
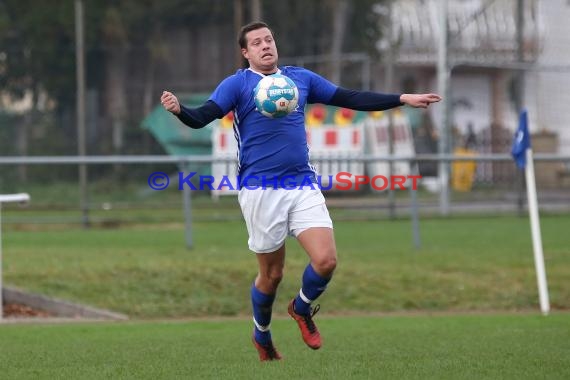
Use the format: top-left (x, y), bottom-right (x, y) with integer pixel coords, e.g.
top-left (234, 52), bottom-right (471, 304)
top-left (294, 264), bottom-right (331, 316)
top-left (251, 284), bottom-right (275, 345)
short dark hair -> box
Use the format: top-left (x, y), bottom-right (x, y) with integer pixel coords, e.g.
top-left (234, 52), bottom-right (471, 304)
top-left (238, 21), bottom-right (274, 49)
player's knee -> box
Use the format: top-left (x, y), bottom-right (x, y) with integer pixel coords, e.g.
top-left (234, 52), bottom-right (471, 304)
top-left (261, 269), bottom-right (284, 288)
top-left (313, 254), bottom-right (337, 276)
top-left (269, 270), bottom-right (284, 286)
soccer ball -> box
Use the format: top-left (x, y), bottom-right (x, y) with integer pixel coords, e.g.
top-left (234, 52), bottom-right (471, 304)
top-left (253, 74), bottom-right (299, 118)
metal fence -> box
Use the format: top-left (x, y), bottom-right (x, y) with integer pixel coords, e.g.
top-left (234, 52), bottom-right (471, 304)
top-left (1, 154), bottom-right (569, 224)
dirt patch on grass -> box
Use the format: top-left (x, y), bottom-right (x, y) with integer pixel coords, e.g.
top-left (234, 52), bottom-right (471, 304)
top-left (3, 303), bottom-right (53, 318)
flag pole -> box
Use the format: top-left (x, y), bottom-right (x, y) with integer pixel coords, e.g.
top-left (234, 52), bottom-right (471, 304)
top-left (524, 148), bottom-right (550, 315)
top-left (512, 109), bottom-right (550, 316)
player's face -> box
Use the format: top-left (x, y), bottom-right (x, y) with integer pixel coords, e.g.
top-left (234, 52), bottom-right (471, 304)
top-left (242, 27), bottom-right (278, 74)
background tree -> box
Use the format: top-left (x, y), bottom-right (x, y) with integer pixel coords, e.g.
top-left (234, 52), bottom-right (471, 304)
top-left (0, 0), bottom-right (385, 160)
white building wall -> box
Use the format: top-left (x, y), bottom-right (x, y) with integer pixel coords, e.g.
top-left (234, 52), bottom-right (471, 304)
top-left (450, 75), bottom-right (492, 136)
top-left (534, 0), bottom-right (570, 154)
top-left (391, 0), bottom-right (570, 155)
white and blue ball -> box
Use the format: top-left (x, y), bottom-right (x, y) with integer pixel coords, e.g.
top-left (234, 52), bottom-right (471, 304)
top-left (253, 74), bottom-right (299, 118)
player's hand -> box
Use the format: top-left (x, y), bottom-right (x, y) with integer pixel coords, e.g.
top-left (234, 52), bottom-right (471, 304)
top-left (161, 90), bottom-right (181, 114)
top-left (400, 93), bottom-right (442, 109)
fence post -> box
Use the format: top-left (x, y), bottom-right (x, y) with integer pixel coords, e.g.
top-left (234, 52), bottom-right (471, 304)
top-left (409, 161), bottom-right (421, 249)
top-left (180, 162), bottom-right (193, 249)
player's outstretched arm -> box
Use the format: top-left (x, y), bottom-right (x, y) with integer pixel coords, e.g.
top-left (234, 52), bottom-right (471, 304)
top-left (161, 90), bottom-right (181, 114)
top-left (160, 90), bottom-right (225, 129)
top-left (400, 93), bottom-right (442, 109)
top-left (328, 87), bottom-right (441, 112)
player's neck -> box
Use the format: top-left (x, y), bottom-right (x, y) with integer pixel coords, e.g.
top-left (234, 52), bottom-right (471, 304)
top-left (248, 67), bottom-right (280, 76)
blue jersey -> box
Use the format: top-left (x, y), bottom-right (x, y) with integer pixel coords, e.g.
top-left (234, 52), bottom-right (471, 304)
top-left (209, 66), bottom-right (337, 187)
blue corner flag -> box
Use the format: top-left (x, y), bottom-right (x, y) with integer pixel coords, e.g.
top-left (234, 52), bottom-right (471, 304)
top-left (511, 109), bottom-right (531, 169)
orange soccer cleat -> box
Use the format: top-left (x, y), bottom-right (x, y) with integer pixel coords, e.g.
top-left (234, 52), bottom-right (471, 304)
top-left (288, 299), bottom-right (322, 350)
top-left (252, 335), bottom-right (282, 361)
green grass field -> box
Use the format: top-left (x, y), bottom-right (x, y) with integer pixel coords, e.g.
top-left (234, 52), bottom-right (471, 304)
top-left (1, 210), bottom-right (569, 378)
top-left (1, 314), bottom-right (568, 379)
top-left (3, 214), bottom-right (570, 317)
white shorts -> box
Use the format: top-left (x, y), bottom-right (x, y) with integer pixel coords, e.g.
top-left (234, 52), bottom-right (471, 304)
top-left (238, 188), bottom-right (333, 253)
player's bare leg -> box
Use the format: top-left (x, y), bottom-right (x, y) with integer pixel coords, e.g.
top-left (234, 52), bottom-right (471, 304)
top-left (297, 227), bottom-right (337, 277)
top-left (251, 245), bottom-right (285, 361)
top-left (289, 227), bottom-right (337, 349)
top-left (255, 244), bottom-right (286, 294)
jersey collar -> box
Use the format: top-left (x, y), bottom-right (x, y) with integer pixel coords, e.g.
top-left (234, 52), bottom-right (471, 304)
top-left (247, 67), bottom-right (281, 77)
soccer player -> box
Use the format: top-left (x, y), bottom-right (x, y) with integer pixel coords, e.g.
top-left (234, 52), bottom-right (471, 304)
top-left (161, 21), bottom-right (441, 361)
